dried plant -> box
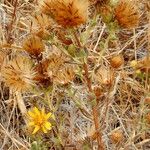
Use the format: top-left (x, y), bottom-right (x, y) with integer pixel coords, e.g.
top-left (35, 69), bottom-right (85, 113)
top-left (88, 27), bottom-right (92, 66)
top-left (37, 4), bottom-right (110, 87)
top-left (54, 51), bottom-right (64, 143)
top-left (1, 56), bottom-right (35, 92)
top-left (23, 35), bottom-right (45, 58)
top-left (41, 0), bottom-right (89, 27)
top-left (0, 0), bottom-right (149, 150)
top-left (114, 0), bottom-right (140, 29)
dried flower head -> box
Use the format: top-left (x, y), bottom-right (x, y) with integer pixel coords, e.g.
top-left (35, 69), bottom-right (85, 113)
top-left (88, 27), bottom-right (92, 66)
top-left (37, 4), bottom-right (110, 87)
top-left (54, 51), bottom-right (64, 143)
top-left (47, 51), bottom-right (67, 74)
top-left (28, 107), bottom-right (54, 134)
top-left (114, 0), bottom-right (140, 29)
top-left (53, 64), bottom-right (75, 84)
top-left (46, 49), bottom-right (76, 84)
top-left (145, 112), bottom-right (150, 125)
top-left (110, 130), bottom-right (123, 144)
top-left (41, 0), bottom-right (89, 27)
top-left (95, 66), bottom-right (114, 86)
top-left (110, 54), bottom-right (124, 69)
top-left (1, 56), bottom-right (35, 92)
top-left (34, 59), bottom-right (52, 88)
top-left (144, 97), bottom-right (150, 105)
top-left (23, 35), bottom-right (45, 57)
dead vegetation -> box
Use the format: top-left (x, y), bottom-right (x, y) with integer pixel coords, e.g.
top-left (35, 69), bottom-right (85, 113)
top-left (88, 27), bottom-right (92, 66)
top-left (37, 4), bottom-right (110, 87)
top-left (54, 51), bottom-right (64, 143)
top-left (0, 0), bottom-right (150, 149)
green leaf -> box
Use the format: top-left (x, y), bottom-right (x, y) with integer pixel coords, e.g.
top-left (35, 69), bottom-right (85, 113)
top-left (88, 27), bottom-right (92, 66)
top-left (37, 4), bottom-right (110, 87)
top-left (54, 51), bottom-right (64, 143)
top-left (31, 141), bottom-right (48, 150)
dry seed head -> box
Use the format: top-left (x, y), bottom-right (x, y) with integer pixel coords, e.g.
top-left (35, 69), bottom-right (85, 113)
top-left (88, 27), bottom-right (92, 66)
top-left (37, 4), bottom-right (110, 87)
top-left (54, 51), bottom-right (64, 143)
top-left (145, 112), bottom-right (150, 124)
top-left (144, 97), bottom-right (150, 105)
top-left (114, 0), bottom-right (140, 29)
top-left (1, 56), bottom-right (35, 92)
top-left (110, 54), bottom-right (124, 69)
top-left (41, 0), bottom-right (89, 28)
top-left (95, 66), bottom-right (114, 86)
top-left (47, 52), bottom-right (67, 75)
top-left (23, 35), bottom-right (45, 57)
top-left (34, 59), bottom-right (52, 88)
top-left (46, 50), bottom-right (76, 84)
top-left (110, 130), bottom-right (123, 144)
top-left (53, 65), bottom-right (75, 84)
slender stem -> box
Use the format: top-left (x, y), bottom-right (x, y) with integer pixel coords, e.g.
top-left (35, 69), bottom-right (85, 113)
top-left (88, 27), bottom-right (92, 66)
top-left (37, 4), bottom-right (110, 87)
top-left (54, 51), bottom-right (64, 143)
top-left (73, 30), bottom-right (105, 149)
top-left (15, 91), bottom-right (27, 123)
top-left (6, 0), bottom-right (18, 43)
top-left (83, 63), bottom-right (104, 150)
top-left (72, 30), bottom-right (82, 48)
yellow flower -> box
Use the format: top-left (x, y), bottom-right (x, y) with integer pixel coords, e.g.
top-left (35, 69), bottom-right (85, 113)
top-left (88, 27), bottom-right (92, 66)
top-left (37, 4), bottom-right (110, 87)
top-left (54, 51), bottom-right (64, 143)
top-left (28, 107), bottom-right (54, 134)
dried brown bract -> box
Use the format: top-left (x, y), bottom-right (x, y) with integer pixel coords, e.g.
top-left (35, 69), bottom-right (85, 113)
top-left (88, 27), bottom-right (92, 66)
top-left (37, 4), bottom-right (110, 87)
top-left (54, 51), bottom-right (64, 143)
top-left (41, 0), bottom-right (89, 28)
top-left (34, 59), bottom-right (52, 88)
top-left (33, 13), bottom-right (52, 30)
top-left (32, 13), bottom-right (53, 39)
top-left (114, 0), bottom-right (140, 29)
top-left (56, 29), bottom-right (73, 45)
top-left (23, 35), bottom-right (45, 58)
top-left (89, 0), bottom-right (109, 5)
top-left (93, 85), bottom-right (103, 98)
top-left (0, 51), bottom-right (6, 69)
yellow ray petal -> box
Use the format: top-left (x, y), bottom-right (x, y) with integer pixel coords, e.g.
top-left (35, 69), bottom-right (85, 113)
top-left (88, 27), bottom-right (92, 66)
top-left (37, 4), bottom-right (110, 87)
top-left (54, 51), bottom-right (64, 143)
top-left (51, 114), bottom-right (55, 120)
top-left (33, 107), bottom-right (40, 115)
top-left (44, 122), bottom-right (52, 130)
top-left (28, 111), bottom-right (35, 118)
top-left (42, 126), bottom-right (48, 133)
top-left (41, 108), bottom-right (45, 116)
top-left (28, 122), bottom-right (35, 126)
top-left (32, 125), bottom-right (40, 134)
top-left (45, 112), bottom-right (52, 119)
